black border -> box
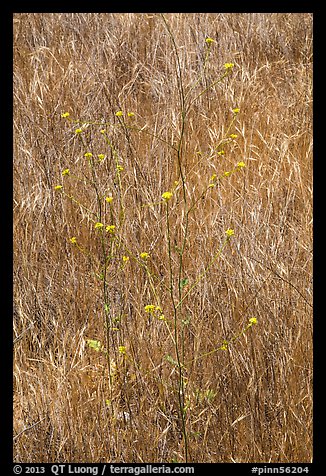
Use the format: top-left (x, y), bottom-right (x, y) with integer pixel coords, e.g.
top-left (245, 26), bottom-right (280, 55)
top-left (3, 1), bottom-right (320, 13)
top-left (5, 2), bottom-right (320, 474)
top-left (2, 4), bottom-right (14, 475)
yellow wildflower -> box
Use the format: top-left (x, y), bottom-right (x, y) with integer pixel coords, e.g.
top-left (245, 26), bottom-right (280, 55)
top-left (224, 171), bottom-right (231, 177)
top-left (61, 112), bottom-right (70, 118)
top-left (122, 255), bottom-right (129, 262)
top-left (62, 168), bottom-right (70, 176)
top-left (75, 128), bottom-right (83, 134)
top-left (54, 185), bottom-right (63, 190)
top-left (162, 191), bottom-right (173, 201)
top-left (94, 222), bottom-right (104, 229)
top-left (225, 228), bottom-right (235, 237)
top-left (237, 161), bottom-right (246, 168)
top-left (127, 112), bottom-right (135, 117)
top-left (249, 317), bottom-right (257, 325)
top-left (224, 63), bottom-right (235, 69)
top-left (221, 340), bottom-right (229, 350)
top-left (98, 154), bottom-right (105, 161)
top-left (100, 129), bottom-right (106, 134)
top-left (117, 165), bottom-right (124, 172)
top-left (233, 108), bottom-right (240, 114)
top-left (84, 152), bottom-right (93, 158)
top-left (118, 345), bottom-right (126, 355)
top-left (140, 252), bottom-right (149, 259)
top-left (229, 134), bottom-right (238, 139)
top-left (69, 237), bottom-right (77, 244)
top-left (144, 305), bottom-right (156, 313)
top-left (205, 37), bottom-right (215, 44)
top-left (87, 339), bottom-right (102, 351)
top-left (106, 225), bottom-right (116, 233)
top-left (115, 111), bottom-right (123, 117)
top-left (105, 196), bottom-right (113, 203)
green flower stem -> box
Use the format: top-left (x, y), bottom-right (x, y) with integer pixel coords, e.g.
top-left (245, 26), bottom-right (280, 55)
top-left (128, 125), bottom-right (178, 151)
top-left (77, 133), bottom-right (114, 382)
top-left (62, 191), bottom-right (97, 217)
top-left (176, 237), bottom-right (231, 310)
top-left (187, 320), bottom-right (257, 366)
top-left (185, 72), bottom-right (229, 116)
top-left (165, 201), bottom-right (189, 462)
top-left (185, 42), bottom-right (214, 102)
top-left (100, 133), bottom-right (126, 229)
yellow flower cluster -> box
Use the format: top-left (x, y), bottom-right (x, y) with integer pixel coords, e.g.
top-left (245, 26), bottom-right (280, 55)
top-left (106, 225), bottom-right (115, 233)
top-left (162, 191), bottom-right (173, 201)
top-left (94, 222), bottom-right (116, 233)
top-left (222, 161), bottom-right (246, 178)
top-left (220, 340), bottom-right (229, 351)
top-left (144, 305), bottom-right (156, 313)
top-left (115, 111), bottom-right (135, 117)
top-left (209, 173), bottom-right (217, 188)
top-left (144, 305), bottom-right (165, 321)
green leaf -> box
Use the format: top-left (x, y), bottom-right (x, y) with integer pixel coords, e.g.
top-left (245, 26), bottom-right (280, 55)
top-left (183, 399), bottom-right (191, 415)
top-left (182, 317), bottom-right (190, 326)
top-left (165, 354), bottom-right (178, 366)
top-left (180, 277), bottom-right (189, 289)
top-left (87, 339), bottom-right (102, 352)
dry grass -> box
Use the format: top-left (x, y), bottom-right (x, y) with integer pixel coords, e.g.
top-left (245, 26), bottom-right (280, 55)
top-left (13, 13), bottom-right (313, 463)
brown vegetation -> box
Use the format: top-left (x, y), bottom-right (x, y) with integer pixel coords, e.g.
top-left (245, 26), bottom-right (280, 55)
top-left (13, 13), bottom-right (312, 463)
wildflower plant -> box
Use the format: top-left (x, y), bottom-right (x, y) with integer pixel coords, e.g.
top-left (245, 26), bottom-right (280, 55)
top-left (56, 15), bottom-right (257, 463)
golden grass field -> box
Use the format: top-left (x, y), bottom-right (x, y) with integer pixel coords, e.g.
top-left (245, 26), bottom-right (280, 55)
top-left (13, 13), bottom-right (313, 463)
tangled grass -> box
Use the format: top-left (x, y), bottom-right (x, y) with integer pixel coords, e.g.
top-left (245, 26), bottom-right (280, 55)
top-left (13, 13), bottom-right (312, 463)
